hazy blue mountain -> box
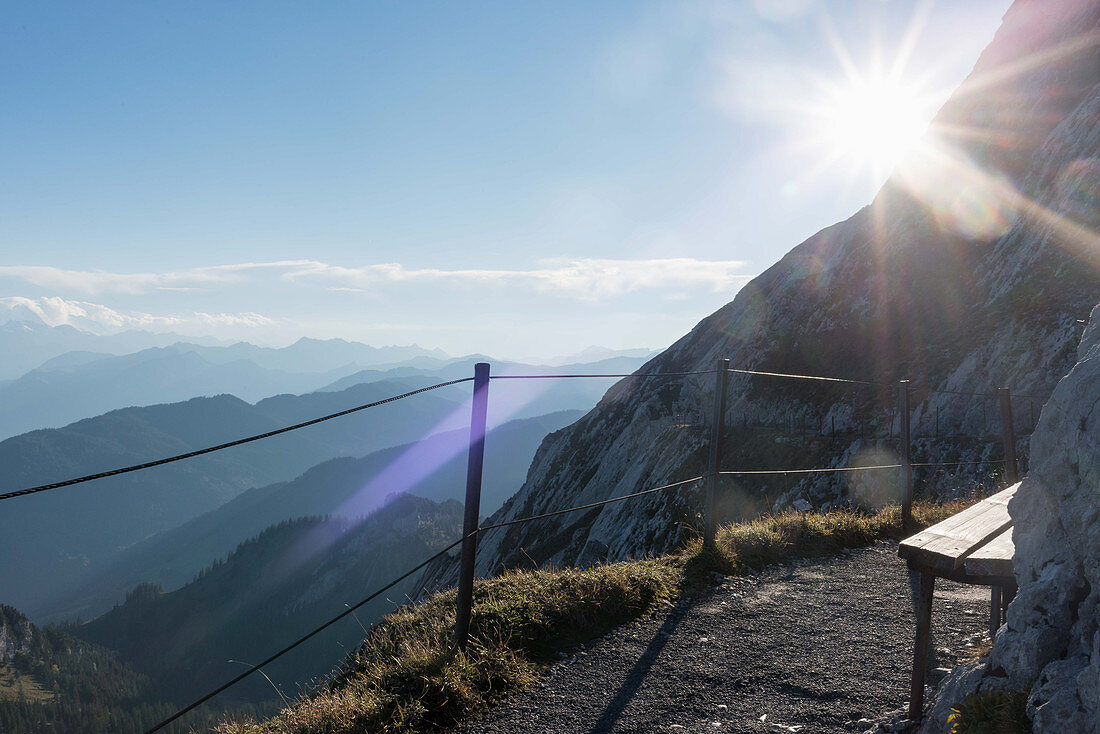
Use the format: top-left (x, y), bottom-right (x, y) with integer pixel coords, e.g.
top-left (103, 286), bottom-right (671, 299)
top-left (320, 354), bottom-right (654, 426)
top-left (75, 494), bottom-right (463, 706)
top-left (0, 379), bottom-right (466, 616)
top-left (0, 318), bottom-right (449, 383)
top-left (543, 346), bottom-right (658, 365)
top-left (173, 337), bottom-right (449, 373)
top-left (0, 320), bottom-right (225, 380)
top-left (39, 410), bottom-right (582, 622)
top-left (33, 350), bottom-right (115, 370)
top-left (0, 347), bottom-right (366, 439)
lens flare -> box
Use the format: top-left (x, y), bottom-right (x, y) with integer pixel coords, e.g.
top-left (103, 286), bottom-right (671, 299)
top-left (817, 75), bottom-right (931, 183)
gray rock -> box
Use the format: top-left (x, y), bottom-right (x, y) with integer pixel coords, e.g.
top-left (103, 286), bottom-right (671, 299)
top-left (989, 302), bottom-right (1100, 733)
top-left (916, 659), bottom-right (987, 734)
top-left (1029, 656), bottom-right (1092, 732)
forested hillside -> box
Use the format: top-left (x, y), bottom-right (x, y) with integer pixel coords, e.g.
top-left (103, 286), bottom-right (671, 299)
top-left (76, 494), bottom-right (463, 706)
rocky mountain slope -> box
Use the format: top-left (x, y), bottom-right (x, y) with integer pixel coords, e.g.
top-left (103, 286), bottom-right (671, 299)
top-left (421, 0), bottom-right (1100, 589)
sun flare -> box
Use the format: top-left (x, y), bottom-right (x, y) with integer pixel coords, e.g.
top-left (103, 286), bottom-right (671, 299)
top-left (817, 75), bottom-right (931, 181)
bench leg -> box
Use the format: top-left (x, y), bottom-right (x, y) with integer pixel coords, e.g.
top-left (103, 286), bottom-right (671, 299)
top-left (909, 570), bottom-right (936, 721)
top-left (990, 586), bottom-right (1002, 637)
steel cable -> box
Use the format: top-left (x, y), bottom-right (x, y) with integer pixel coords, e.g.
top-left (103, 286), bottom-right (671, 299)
top-left (144, 533), bottom-right (469, 734)
top-left (1, 378), bottom-right (474, 502)
top-left (477, 475), bottom-right (705, 533)
top-left (144, 474), bottom-right (704, 731)
top-left (717, 464), bottom-right (902, 476)
top-left (489, 371), bottom-right (712, 379)
top-left (725, 367), bottom-right (886, 387)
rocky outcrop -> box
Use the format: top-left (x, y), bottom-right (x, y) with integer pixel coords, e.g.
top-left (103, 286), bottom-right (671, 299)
top-left (917, 303), bottom-right (1100, 734)
top-left (986, 302), bottom-right (1100, 732)
top-left (0, 606), bottom-right (34, 663)
top-left (419, 0), bottom-right (1100, 592)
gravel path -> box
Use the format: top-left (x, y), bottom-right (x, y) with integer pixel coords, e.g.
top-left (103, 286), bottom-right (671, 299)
top-left (459, 542), bottom-right (989, 734)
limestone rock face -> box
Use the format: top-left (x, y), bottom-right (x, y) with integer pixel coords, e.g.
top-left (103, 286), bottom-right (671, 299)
top-left (418, 0), bottom-right (1100, 593)
top-left (991, 302), bottom-right (1100, 732)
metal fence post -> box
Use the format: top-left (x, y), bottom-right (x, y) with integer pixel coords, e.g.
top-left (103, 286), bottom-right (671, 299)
top-left (704, 358), bottom-right (730, 549)
top-left (899, 380), bottom-right (912, 525)
top-left (454, 362), bottom-right (490, 650)
top-left (998, 387), bottom-right (1018, 484)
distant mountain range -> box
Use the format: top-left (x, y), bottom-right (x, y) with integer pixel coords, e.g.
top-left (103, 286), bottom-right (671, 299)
top-left (0, 319), bottom-right (449, 381)
top-left (0, 378), bottom-right (465, 615)
top-left (0, 321), bottom-right (653, 438)
top-left (0, 346), bottom-right (366, 439)
top-left (41, 410), bottom-right (582, 622)
top-left (542, 346), bottom-right (657, 366)
top-left (319, 354), bottom-right (656, 426)
top-left (0, 316), bottom-right (651, 622)
top-left (0, 320), bottom-right (224, 380)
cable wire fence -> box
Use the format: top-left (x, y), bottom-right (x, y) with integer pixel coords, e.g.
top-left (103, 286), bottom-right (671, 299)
top-left (2, 358), bottom-right (1039, 732)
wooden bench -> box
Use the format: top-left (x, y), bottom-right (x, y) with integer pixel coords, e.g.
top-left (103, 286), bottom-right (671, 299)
top-left (897, 483), bottom-right (1020, 721)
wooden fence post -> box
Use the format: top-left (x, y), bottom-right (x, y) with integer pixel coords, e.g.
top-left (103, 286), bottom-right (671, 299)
top-left (899, 380), bottom-right (912, 525)
top-left (704, 358), bottom-right (729, 549)
top-left (999, 387), bottom-right (1018, 484)
top-left (454, 362), bottom-right (490, 651)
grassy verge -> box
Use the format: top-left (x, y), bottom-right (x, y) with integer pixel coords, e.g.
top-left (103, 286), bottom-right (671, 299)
top-left (217, 499), bottom-right (971, 734)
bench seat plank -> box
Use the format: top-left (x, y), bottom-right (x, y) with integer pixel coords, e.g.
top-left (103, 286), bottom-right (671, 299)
top-left (898, 483), bottom-right (1019, 571)
top-left (963, 526), bottom-right (1014, 578)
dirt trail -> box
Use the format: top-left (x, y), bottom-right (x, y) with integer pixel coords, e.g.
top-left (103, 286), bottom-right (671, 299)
top-left (459, 542), bottom-right (988, 734)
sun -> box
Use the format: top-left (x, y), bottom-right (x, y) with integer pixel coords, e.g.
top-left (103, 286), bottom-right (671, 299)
top-left (816, 74), bottom-right (931, 182)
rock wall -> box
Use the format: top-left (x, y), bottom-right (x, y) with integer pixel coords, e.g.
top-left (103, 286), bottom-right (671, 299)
top-left (989, 302), bottom-right (1100, 732)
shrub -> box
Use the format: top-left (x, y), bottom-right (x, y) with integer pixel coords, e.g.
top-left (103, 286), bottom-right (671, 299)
top-left (948, 687), bottom-right (1031, 733)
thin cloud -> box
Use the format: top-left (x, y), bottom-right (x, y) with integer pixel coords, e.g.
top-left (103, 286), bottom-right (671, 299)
top-left (1, 258), bottom-right (753, 300)
top-left (0, 296), bottom-right (273, 334)
top-left (284, 258), bottom-right (753, 299)
top-left (0, 261), bottom-right (319, 295)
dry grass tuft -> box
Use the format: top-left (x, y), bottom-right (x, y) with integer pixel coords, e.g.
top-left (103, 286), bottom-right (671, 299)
top-left (217, 498), bottom-right (973, 734)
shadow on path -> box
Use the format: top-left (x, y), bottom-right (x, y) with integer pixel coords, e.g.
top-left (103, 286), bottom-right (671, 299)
top-left (587, 607), bottom-right (685, 734)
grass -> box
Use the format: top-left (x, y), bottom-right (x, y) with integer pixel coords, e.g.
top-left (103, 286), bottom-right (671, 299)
top-left (948, 687), bottom-right (1031, 733)
top-left (216, 498), bottom-right (972, 734)
top-left (0, 663), bottom-right (54, 704)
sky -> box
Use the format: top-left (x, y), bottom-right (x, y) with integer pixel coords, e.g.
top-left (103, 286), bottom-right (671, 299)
top-left (0, 0), bottom-right (1012, 360)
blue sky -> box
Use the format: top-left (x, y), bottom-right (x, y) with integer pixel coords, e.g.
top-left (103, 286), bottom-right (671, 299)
top-left (0, 0), bottom-right (1011, 359)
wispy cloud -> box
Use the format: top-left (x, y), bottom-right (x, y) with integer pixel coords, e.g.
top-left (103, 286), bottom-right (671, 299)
top-left (0, 296), bottom-right (273, 334)
top-left (283, 258), bottom-right (752, 298)
top-left (0, 261), bottom-right (317, 295)
top-left (0, 258), bottom-right (753, 300)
